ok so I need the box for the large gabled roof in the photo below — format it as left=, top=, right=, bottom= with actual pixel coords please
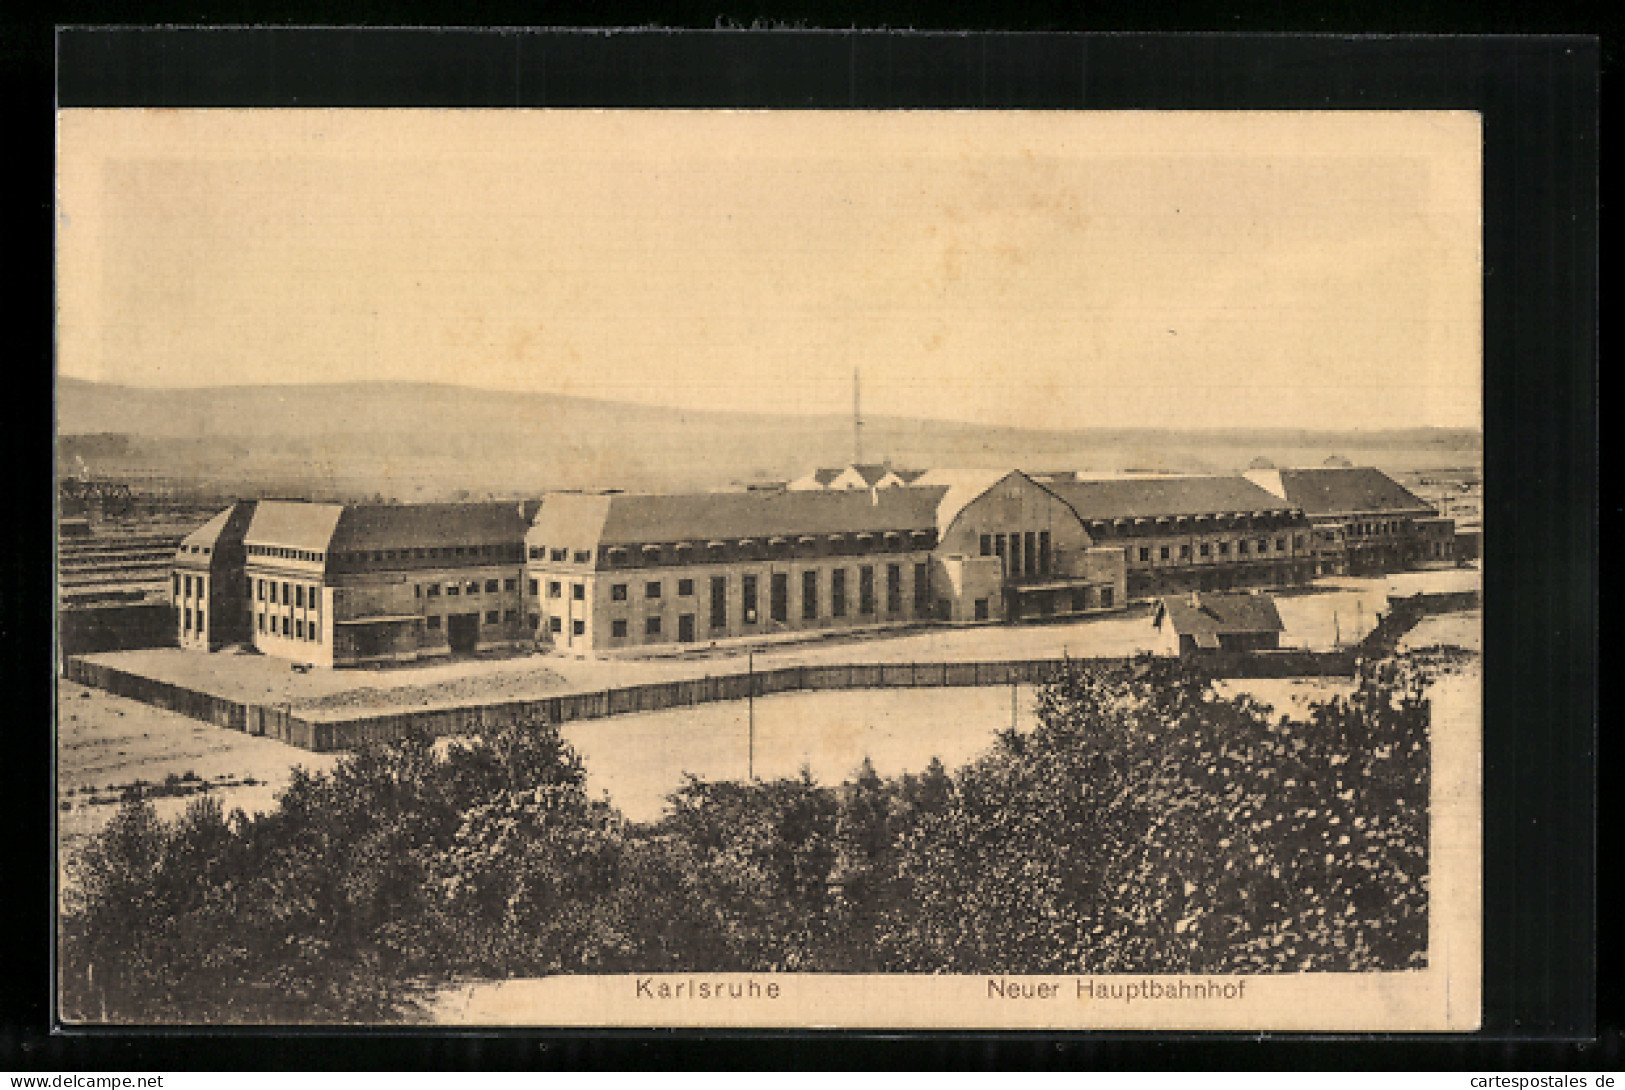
left=244, top=500, right=534, bottom=555
left=1157, top=591, right=1285, bottom=636
left=526, top=492, right=615, bottom=552
left=1261, top=467, right=1436, bottom=518
left=1043, top=475, right=1295, bottom=522
left=244, top=501, right=346, bottom=553
left=331, top=502, right=535, bottom=553
left=912, top=468, right=1038, bottom=536
left=532, top=486, right=949, bottom=551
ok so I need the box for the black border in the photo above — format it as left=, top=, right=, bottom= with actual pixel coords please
left=12, top=25, right=1603, bottom=1070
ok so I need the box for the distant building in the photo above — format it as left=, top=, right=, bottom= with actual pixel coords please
left=1454, top=524, right=1481, bottom=563
left=1245, top=466, right=1454, bottom=574
left=787, top=463, right=927, bottom=491
left=1153, top=590, right=1285, bottom=656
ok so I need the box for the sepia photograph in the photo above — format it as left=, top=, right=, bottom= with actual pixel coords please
left=53, top=107, right=1483, bottom=1031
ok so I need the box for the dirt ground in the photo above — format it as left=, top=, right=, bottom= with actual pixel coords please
left=76, top=646, right=572, bottom=715
left=1397, top=608, right=1482, bottom=653
left=563, top=685, right=1046, bottom=824
left=56, top=679, right=342, bottom=862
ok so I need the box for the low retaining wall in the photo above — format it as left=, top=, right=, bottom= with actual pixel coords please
left=65, top=649, right=1360, bottom=754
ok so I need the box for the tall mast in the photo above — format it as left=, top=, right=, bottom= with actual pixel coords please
left=853, top=367, right=864, bottom=464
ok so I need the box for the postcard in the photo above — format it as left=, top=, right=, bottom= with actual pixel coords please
left=55, top=108, right=1481, bottom=1030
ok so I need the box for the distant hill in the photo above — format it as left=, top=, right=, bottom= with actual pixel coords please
left=55, top=377, right=1482, bottom=502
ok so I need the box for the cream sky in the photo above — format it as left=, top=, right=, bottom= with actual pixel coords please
left=56, top=110, right=1481, bottom=431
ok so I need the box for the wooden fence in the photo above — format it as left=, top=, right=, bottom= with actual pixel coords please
left=64, top=648, right=1360, bottom=754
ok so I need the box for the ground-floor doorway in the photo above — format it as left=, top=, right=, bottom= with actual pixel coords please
left=447, top=612, right=479, bottom=652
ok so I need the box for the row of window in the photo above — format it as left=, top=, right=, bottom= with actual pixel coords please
left=416, top=578, right=518, bottom=599
left=1085, top=514, right=1304, bottom=537
left=534, top=547, right=595, bottom=564
left=537, top=564, right=931, bottom=627
left=422, top=610, right=516, bottom=630
left=255, top=578, right=321, bottom=609
left=247, top=543, right=527, bottom=567
left=182, top=606, right=204, bottom=634
left=1132, top=536, right=1306, bottom=563
left=180, top=543, right=212, bottom=556
left=561, top=565, right=929, bottom=638
left=330, top=542, right=523, bottom=566
left=977, top=531, right=1053, bottom=577
left=528, top=532, right=935, bottom=568
left=258, top=611, right=321, bottom=643
left=248, top=545, right=323, bottom=562
left=1349, top=519, right=1411, bottom=538
left=175, top=573, right=205, bottom=599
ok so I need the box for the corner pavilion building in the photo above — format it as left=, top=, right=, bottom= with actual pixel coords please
left=238, top=500, right=537, bottom=668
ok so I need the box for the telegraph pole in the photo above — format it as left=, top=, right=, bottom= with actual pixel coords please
left=747, top=649, right=756, bottom=782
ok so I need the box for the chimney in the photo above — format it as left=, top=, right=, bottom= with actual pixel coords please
left=870, top=485, right=880, bottom=506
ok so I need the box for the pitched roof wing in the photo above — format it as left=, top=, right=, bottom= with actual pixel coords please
left=1044, top=475, right=1294, bottom=521
left=331, top=502, right=532, bottom=553
left=913, top=469, right=1034, bottom=536
left=1272, top=467, right=1436, bottom=517
left=526, top=492, right=615, bottom=553
left=551, top=486, right=949, bottom=549
left=180, top=500, right=257, bottom=550
left=244, top=501, right=346, bottom=553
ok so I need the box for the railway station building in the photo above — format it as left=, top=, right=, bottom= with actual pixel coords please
left=168, top=465, right=1450, bottom=665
